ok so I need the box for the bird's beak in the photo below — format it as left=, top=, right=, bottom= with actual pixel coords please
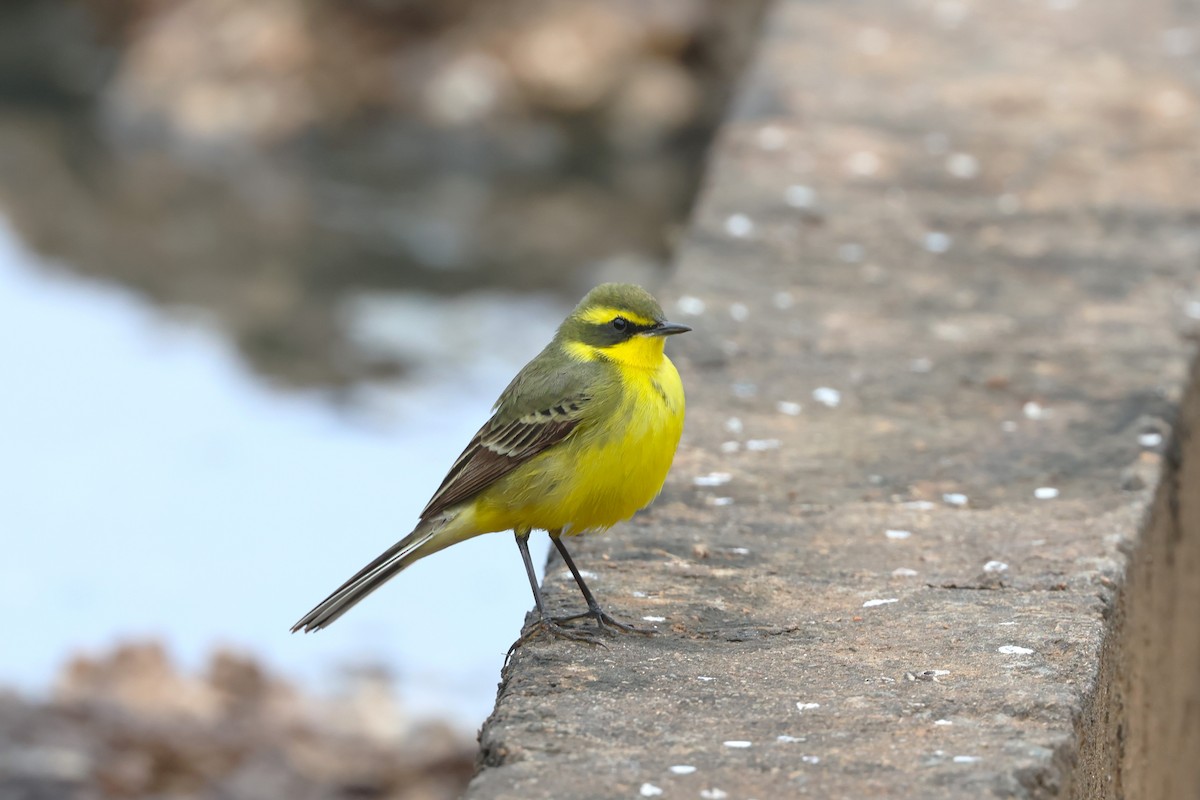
left=643, top=321, right=692, bottom=337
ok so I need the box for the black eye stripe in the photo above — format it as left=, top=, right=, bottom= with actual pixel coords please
left=606, top=317, right=656, bottom=335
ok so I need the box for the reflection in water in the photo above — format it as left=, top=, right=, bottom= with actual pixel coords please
left=0, top=219, right=567, bottom=728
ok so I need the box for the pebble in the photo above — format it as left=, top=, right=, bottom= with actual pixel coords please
left=796, top=702, right=821, bottom=712
left=745, top=439, right=781, bottom=451
left=892, top=567, right=919, bottom=577
left=953, top=755, right=981, bottom=764
left=776, top=400, right=803, bottom=416
left=998, top=645, right=1034, bottom=655
left=812, top=387, right=841, bottom=407
left=700, top=790, right=729, bottom=800
left=885, top=529, right=912, bottom=540
left=725, top=214, right=755, bottom=238
left=1138, top=431, right=1163, bottom=448
left=923, top=231, right=952, bottom=253
left=1023, top=400, right=1049, bottom=420
left=642, top=616, right=666, bottom=622
left=1033, top=487, right=1059, bottom=500
left=640, top=783, right=663, bottom=797
left=677, top=296, right=706, bottom=315
left=777, top=735, right=806, bottom=743
left=943, top=493, right=968, bottom=507
left=693, top=472, right=732, bottom=487
left=784, top=185, right=816, bottom=209
left=723, top=740, right=752, bottom=748
left=945, top=152, right=979, bottom=179
left=983, top=560, right=1008, bottom=573
left=669, top=765, right=697, bottom=775
left=863, top=598, right=899, bottom=608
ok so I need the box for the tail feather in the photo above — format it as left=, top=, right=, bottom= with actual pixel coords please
left=292, top=519, right=442, bottom=633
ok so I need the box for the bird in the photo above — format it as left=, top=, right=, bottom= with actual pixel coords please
left=291, top=283, right=690, bottom=646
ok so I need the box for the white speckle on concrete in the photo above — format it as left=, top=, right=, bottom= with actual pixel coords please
left=707, top=497, right=734, bottom=507
left=773, top=290, right=795, bottom=309
left=558, top=569, right=598, bottom=581
left=1186, top=299, right=1200, bottom=320
left=902, top=500, right=936, bottom=510
left=725, top=214, right=755, bottom=238
left=785, top=185, right=816, bottom=209
left=983, top=560, right=1009, bottom=573
left=998, top=645, right=1034, bottom=655
left=723, top=740, right=752, bottom=749
left=837, top=243, right=865, bottom=263
left=777, top=735, right=806, bottom=743
left=923, top=231, right=952, bottom=253
left=846, top=150, right=882, bottom=177
left=677, top=296, right=706, bottom=316
left=945, top=152, right=980, bottom=179
left=700, top=790, right=728, bottom=800
left=892, top=567, right=919, bottom=577
left=697, top=676, right=715, bottom=682
left=1023, top=400, right=1050, bottom=420
left=728, top=547, right=751, bottom=555
left=935, top=719, right=953, bottom=726
left=812, top=387, right=842, bottom=407
left=1138, top=431, right=1164, bottom=448
left=796, top=702, right=821, bottom=712
left=953, top=755, right=981, bottom=764
left=863, top=598, right=899, bottom=608
left=720, top=441, right=740, bottom=454
left=802, top=755, right=821, bottom=764
left=943, top=492, right=968, bottom=507
left=776, top=401, right=803, bottom=416
left=632, top=591, right=647, bottom=598
left=729, top=302, right=749, bottom=322
left=745, top=439, right=781, bottom=451
left=1034, top=487, right=1059, bottom=500
left=669, top=765, right=697, bottom=775
left=886, top=529, right=913, bottom=540
left=642, top=616, right=666, bottom=623
left=640, top=783, right=664, bottom=797
left=724, top=417, right=744, bottom=435
left=756, top=125, right=787, bottom=150
left=693, top=472, right=732, bottom=487
left=910, top=357, right=933, bottom=373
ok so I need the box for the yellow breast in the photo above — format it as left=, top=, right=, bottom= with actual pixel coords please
left=472, top=355, right=685, bottom=535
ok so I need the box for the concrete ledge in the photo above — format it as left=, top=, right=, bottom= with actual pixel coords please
left=466, top=0, right=1200, bottom=797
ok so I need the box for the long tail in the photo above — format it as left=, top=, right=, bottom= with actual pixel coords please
left=291, top=514, right=462, bottom=633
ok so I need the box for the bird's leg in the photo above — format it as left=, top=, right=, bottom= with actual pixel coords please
left=550, top=533, right=653, bottom=635
left=508, top=529, right=603, bottom=659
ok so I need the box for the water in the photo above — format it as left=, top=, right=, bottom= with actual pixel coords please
left=0, top=218, right=565, bottom=729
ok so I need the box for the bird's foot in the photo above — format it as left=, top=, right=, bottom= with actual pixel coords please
left=507, top=616, right=606, bottom=663
left=554, top=605, right=655, bottom=635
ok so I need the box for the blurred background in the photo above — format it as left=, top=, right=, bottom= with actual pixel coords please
left=0, top=0, right=764, bottom=796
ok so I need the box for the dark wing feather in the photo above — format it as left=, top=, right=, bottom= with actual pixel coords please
left=419, top=395, right=590, bottom=519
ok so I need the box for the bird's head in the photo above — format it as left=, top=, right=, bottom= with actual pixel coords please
left=558, top=283, right=691, bottom=369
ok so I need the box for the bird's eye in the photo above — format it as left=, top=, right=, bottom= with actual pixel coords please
left=611, top=317, right=629, bottom=332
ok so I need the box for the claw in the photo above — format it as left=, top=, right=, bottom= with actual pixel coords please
left=506, top=616, right=607, bottom=664
left=554, top=606, right=655, bottom=635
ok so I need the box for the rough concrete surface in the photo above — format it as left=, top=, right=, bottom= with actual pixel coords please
left=466, top=0, right=1200, bottom=798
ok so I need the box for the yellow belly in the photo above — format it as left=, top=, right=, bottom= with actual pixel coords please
left=470, top=356, right=685, bottom=535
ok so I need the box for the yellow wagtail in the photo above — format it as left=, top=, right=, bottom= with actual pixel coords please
left=292, top=283, right=689, bottom=644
